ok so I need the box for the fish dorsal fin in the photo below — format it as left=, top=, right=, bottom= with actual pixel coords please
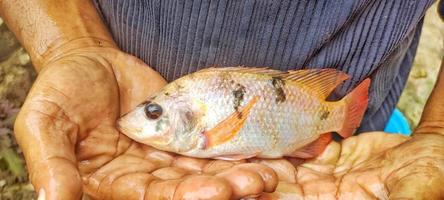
left=279, top=69, right=349, bottom=99
left=196, top=66, right=286, bottom=76
left=196, top=67, right=349, bottom=99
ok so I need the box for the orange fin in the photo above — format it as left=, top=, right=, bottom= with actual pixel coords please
left=288, top=133, right=332, bottom=159
left=338, top=78, right=371, bottom=138
left=203, top=96, right=259, bottom=149
left=214, top=153, right=258, bottom=161
left=197, top=67, right=349, bottom=99
left=196, top=66, right=285, bottom=76
left=281, top=69, right=349, bottom=99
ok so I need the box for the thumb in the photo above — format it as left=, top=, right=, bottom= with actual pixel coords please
left=108, top=51, right=167, bottom=114
left=14, top=101, right=82, bottom=200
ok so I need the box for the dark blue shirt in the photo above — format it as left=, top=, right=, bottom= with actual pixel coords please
left=93, top=0, right=434, bottom=132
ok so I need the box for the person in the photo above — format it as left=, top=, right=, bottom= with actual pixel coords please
left=1, top=0, right=443, bottom=199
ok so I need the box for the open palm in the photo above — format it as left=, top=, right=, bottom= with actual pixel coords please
left=257, top=132, right=444, bottom=199
left=14, top=47, right=277, bottom=200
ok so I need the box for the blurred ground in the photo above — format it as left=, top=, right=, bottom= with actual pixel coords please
left=0, top=3, right=442, bottom=200
left=397, top=3, right=444, bottom=127
left=0, top=17, right=36, bottom=199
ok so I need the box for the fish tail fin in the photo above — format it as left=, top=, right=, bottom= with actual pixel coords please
left=338, top=78, right=370, bottom=138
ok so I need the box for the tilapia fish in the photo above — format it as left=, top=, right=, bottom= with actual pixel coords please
left=117, top=67, right=370, bottom=160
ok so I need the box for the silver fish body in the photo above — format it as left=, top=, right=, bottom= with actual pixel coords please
left=118, top=67, right=369, bottom=160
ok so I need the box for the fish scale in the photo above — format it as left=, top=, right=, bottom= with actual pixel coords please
left=182, top=70, right=334, bottom=158
left=118, top=67, right=370, bottom=160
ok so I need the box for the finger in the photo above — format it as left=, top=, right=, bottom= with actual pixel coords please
left=109, top=173, right=181, bottom=200
left=109, top=51, right=167, bottom=114
left=172, top=156, right=210, bottom=172
left=297, top=141, right=341, bottom=175
left=216, top=163, right=278, bottom=199
left=145, top=179, right=181, bottom=200
left=173, top=175, right=232, bottom=200
left=250, top=159, right=297, bottom=183
left=202, top=160, right=236, bottom=174
left=108, top=173, right=233, bottom=200
left=14, top=104, right=82, bottom=200
left=152, top=167, right=188, bottom=180
left=258, top=182, right=304, bottom=200
left=126, top=143, right=175, bottom=167
left=216, top=168, right=264, bottom=199
left=337, top=170, right=386, bottom=199
left=84, top=154, right=159, bottom=199
left=234, top=163, right=278, bottom=192
left=296, top=166, right=337, bottom=197
left=111, top=173, right=157, bottom=200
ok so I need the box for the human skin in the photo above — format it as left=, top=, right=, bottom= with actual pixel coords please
left=1, top=0, right=444, bottom=200
left=0, top=1, right=278, bottom=199
left=259, top=58, right=444, bottom=200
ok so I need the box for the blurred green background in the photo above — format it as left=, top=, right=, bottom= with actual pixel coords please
left=0, top=3, right=442, bottom=200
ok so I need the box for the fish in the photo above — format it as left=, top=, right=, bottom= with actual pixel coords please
left=117, top=67, right=370, bottom=160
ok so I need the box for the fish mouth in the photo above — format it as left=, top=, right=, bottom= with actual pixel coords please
left=115, top=119, right=125, bottom=133
left=116, top=119, right=130, bottom=135
left=116, top=119, right=142, bottom=136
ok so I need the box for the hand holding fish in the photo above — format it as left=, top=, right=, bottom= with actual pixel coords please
left=13, top=47, right=278, bottom=200
left=12, top=51, right=444, bottom=200
left=118, top=66, right=444, bottom=199
left=258, top=62, right=444, bottom=199
left=258, top=132, right=444, bottom=199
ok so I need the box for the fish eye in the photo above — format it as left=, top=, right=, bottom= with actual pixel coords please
left=144, top=103, right=163, bottom=120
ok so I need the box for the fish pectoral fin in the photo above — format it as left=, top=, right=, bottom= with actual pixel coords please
left=214, top=152, right=259, bottom=161
left=287, top=133, right=332, bottom=159
left=203, top=96, right=259, bottom=149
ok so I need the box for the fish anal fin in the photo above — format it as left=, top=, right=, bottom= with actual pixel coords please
left=204, top=96, right=259, bottom=149
left=279, top=69, right=349, bottom=99
left=288, top=133, right=332, bottom=159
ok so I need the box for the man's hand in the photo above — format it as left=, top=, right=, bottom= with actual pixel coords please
left=1, top=0, right=277, bottom=198
left=254, top=131, right=444, bottom=199
left=258, top=55, right=444, bottom=200
left=13, top=46, right=278, bottom=200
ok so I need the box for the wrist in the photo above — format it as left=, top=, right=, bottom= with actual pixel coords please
left=414, top=59, right=444, bottom=136
left=414, top=121, right=444, bottom=136
left=38, top=37, right=117, bottom=70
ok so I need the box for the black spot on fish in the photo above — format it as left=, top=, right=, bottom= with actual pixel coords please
left=232, top=83, right=246, bottom=117
left=320, top=110, right=330, bottom=120
left=165, top=92, right=170, bottom=96
left=271, top=77, right=286, bottom=103
left=182, top=111, right=197, bottom=132
left=173, top=83, right=184, bottom=90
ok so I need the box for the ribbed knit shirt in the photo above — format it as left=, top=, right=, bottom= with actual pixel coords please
left=93, top=0, right=434, bottom=132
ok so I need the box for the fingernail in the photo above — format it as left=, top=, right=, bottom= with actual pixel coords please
left=38, top=188, right=46, bottom=200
